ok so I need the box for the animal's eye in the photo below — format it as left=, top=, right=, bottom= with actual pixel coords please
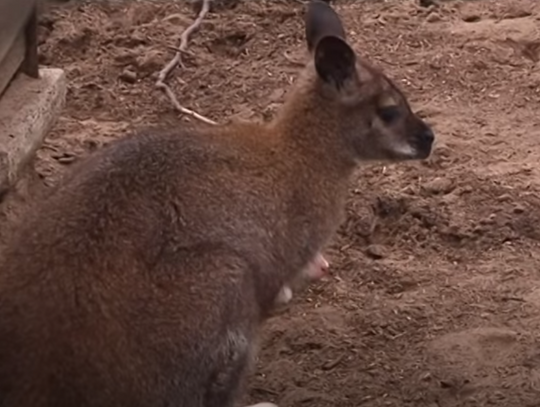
left=377, top=106, right=401, bottom=124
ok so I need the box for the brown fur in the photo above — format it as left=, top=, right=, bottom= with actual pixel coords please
left=0, top=1, right=433, bottom=406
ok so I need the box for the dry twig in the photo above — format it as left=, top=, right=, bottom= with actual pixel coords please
left=156, top=0, right=217, bottom=125
left=283, top=51, right=305, bottom=67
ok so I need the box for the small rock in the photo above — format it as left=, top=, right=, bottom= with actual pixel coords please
left=513, top=204, right=526, bottom=214
left=119, top=69, right=137, bottom=83
left=479, top=213, right=497, bottom=225
left=137, top=50, right=164, bottom=74
left=366, top=244, right=387, bottom=260
left=422, top=177, right=455, bottom=195
left=114, top=50, right=137, bottom=66
left=267, top=88, right=285, bottom=103
left=441, top=192, right=459, bottom=205
left=421, top=372, right=432, bottom=381
left=426, top=12, right=441, bottom=23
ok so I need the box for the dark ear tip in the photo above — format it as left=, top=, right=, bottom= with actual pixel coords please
left=304, top=0, right=346, bottom=53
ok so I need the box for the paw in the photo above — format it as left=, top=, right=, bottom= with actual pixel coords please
left=274, top=285, right=293, bottom=306
left=305, top=253, right=330, bottom=281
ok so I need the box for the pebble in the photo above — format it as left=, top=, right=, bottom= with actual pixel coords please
left=137, top=50, right=163, bottom=72
left=366, top=244, right=387, bottom=260
left=422, top=177, right=455, bottom=195
left=119, top=69, right=137, bottom=83
left=426, top=12, right=441, bottom=23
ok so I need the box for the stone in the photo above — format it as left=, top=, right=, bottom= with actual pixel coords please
left=0, top=68, right=66, bottom=194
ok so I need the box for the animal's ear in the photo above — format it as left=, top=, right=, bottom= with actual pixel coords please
left=314, top=36, right=356, bottom=89
left=305, top=0, right=346, bottom=53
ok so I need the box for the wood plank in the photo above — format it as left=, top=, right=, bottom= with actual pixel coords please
left=0, top=0, right=37, bottom=64
left=0, top=31, right=25, bottom=97
left=21, top=7, right=39, bottom=79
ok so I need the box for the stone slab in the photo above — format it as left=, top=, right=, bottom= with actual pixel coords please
left=0, top=68, right=67, bottom=194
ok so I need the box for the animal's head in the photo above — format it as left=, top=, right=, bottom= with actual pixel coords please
left=303, top=0, right=434, bottom=161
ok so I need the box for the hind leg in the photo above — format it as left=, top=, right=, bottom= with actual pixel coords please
left=205, top=368, right=279, bottom=407
left=204, top=330, right=256, bottom=407
left=204, top=331, right=278, bottom=407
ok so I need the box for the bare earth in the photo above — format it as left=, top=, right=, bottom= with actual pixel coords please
left=2, top=0, right=540, bottom=406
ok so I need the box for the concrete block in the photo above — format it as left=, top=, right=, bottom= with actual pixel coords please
left=0, top=68, right=66, bottom=195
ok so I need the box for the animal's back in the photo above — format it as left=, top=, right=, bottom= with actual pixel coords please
left=0, top=126, right=280, bottom=406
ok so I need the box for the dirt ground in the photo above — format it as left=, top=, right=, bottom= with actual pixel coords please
left=2, top=0, right=540, bottom=405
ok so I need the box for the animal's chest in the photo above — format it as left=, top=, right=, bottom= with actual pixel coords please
left=285, top=187, right=346, bottom=264
left=298, top=207, right=342, bottom=247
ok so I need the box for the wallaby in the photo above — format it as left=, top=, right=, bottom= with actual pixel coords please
left=0, top=1, right=434, bottom=406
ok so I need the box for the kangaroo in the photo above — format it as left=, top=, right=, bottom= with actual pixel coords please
left=0, top=1, right=434, bottom=406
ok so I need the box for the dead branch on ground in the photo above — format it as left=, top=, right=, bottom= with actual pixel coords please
left=156, top=0, right=217, bottom=125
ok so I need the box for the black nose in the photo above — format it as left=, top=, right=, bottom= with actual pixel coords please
left=419, top=127, right=435, bottom=145
left=413, top=122, right=434, bottom=159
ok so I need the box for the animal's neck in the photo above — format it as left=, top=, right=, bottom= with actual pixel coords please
left=271, top=78, right=356, bottom=178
